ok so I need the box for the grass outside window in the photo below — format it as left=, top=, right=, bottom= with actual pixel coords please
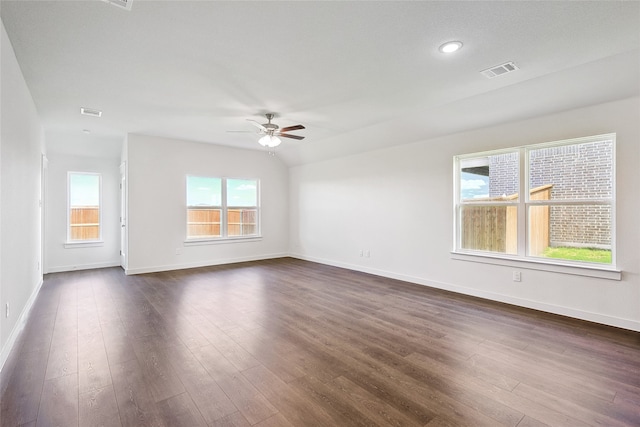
left=542, top=247, right=611, bottom=264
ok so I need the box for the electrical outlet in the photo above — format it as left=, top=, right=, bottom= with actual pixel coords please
left=365, top=250, right=370, bottom=258
left=359, top=250, right=363, bottom=257
left=176, top=248, right=183, bottom=255
left=513, top=271, right=522, bottom=282
left=5, top=303, right=9, bottom=318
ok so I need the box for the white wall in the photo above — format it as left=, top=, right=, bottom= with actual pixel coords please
left=0, top=20, right=45, bottom=368
left=126, top=134, right=289, bottom=274
left=290, top=97, right=640, bottom=331
left=45, top=152, right=121, bottom=273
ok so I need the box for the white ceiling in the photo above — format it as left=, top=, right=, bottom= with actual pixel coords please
left=2, top=0, right=639, bottom=165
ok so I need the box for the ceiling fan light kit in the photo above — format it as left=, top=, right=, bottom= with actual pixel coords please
left=230, top=113, right=305, bottom=148
left=259, top=135, right=282, bottom=148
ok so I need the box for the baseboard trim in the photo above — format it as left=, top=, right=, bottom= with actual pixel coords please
left=46, top=261, right=121, bottom=274
left=0, top=277, right=44, bottom=373
left=290, top=253, right=640, bottom=332
left=125, top=252, right=288, bottom=275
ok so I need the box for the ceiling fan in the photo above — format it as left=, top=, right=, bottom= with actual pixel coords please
left=229, top=113, right=305, bottom=147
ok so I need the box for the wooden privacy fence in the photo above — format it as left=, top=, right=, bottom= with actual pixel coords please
left=188, top=208, right=222, bottom=237
left=461, top=184, right=552, bottom=255
left=228, top=209, right=257, bottom=236
left=187, top=208, right=257, bottom=237
left=70, top=206, right=100, bottom=240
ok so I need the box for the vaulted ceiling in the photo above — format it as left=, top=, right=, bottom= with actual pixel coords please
left=2, top=1, right=639, bottom=165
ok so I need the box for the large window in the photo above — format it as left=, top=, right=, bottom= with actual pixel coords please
left=186, top=176, right=259, bottom=240
left=68, top=172, right=101, bottom=242
left=454, top=134, right=615, bottom=267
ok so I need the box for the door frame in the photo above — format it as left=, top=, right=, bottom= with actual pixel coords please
left=119, top=162, right=127, bottom=271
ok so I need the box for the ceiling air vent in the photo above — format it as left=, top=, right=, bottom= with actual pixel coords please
left=80, top=107, right=102, bottom=118
left=103, top=0, right=133, bottom=11
left=480, top=62, right=519, bottom=79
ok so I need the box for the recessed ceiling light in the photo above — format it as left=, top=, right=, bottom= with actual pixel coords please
left=439, top=41, right=463, bottom=54
left=82, top=129, right=91, bottom=134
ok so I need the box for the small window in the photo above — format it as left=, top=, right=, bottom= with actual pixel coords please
left=186, top=176, right=259, bottom=240
left=454, top=134, right=615, bottom=268
left=68, top=172, right=101, bottom=241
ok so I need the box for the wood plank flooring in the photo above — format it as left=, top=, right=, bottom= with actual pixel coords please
left=1, top=257, right=639, bottom=426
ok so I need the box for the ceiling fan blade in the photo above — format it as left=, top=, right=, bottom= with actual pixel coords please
left=279, top=133, right=305, bottom=140
left=280, top=124, right=305, bottom=132
left=247, top=119, right=267, bottom=131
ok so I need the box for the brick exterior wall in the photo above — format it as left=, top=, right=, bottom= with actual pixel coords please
left=489, top=152, right=519, bottom=198
left=487, top=140, right=613, bottom=249
left=529, top=141, right=612, bottom=200
left=547, top=205, right=611, bottom=248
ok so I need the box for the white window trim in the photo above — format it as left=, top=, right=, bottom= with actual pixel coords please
left=452, top=133, right=618, bottom=279
left=66, top=171, right=102, bottom=245
left=451, top=252, right=621, bottom=280
left=64, top=241, right=105, bottom=249
left=184, top=236, right=263, bottom=246
left=185, top=176, right=261, bottom=242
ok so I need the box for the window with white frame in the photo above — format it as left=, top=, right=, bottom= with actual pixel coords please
left=186, top=176, right=259, bottom=240
left=454, top=134, right=615, bottom=267
left=68, top=172, right=102, bottom=242
left=226, top=178, right=259, bottom=237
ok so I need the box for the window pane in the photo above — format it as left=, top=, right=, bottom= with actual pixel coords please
left=227, top=208, right=257, bottom=236
left=460, top=204, right=517, bottom=254
left=528, top=139, right=613, bottom=200
left=460, top=152, right=519, bottom=201
left=187, top=176, right=222, bottom=238
left=187, top=208, right=221, bottom=237
left=227, top=179, right=257, bottom=207
left=460, top=157, right=489, bottom=200
left=529, top=204, right=611, bottom=264
left=187, top=176, right=221, bottom=206
left=69, top=173, right=100, bottom=241
left=70, top=173, right=99, bottom=206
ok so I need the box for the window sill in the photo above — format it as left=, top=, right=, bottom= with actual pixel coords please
left=65, top=241, right=104, bottom=249
left=451, top=251, right=621, bottom=281
left=184, top=236, right=262, bottom=246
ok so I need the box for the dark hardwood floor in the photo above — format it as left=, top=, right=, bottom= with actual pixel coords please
left=1, top=258, right=639, bottom=426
